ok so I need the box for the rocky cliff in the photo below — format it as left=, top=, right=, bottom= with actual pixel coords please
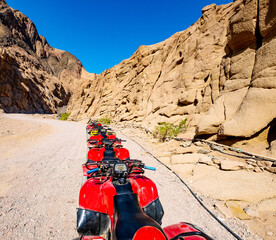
left=0, top=0, right=95, bottom=113
left=197, top=0, right=276, bottom=139
left=68, top=2, right=237, bottom=123
left=1, top=0, right=275, bottom=153
left=68, top=0, right=276, bottom=154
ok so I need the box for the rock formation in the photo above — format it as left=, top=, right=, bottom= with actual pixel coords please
left=197, top=0, right=276, bottom=140
left=68, top=2, right=237, bottom=125
left=0, top=0, right=94, bottom=113
left=1, top=0, right=275, bottom=153
left=68, top=0, right=276, bottom=154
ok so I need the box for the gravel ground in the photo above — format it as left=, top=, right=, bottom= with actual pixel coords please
left=0, top=114, right=262, bottom=240
left=0, top=114, right=86, bottom=240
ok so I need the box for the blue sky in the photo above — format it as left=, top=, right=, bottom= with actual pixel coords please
left=6, top=0, right=231, bottom=74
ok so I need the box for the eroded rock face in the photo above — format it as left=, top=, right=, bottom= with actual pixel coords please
left=0, top=0, right=92, bottom=113
left=199, top=0, right=276, bottom=139
left=1, top=0, right=275, bottom=153
left=68, top=0, right=276, bottom=151
left=69, top=1, right=238, bottom=128
left=71, top=0, right=276, bottom=142
left=70, top=0, right=276, bottom=141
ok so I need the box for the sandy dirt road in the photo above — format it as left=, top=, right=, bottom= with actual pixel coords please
left=0, top=114, right=260, bottom=240
left=0, top=114, right=86, bottom=240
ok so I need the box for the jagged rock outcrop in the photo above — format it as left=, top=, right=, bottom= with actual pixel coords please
left=68, top=0, right=275, bottom=154
left=1, top=0, right=275, bottom=154
left=197, top=0, right=276, bottom=139
left=0, top=0, right=93, bottom=113
left=68, top=2, right=238, bottom=126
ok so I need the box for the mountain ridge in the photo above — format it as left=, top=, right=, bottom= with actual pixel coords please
left=0, top=0, right=95, bottom=113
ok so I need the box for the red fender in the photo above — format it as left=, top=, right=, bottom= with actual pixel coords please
left=133, top=226, right=167, bottom=240
left=163, top=222, right=208, bottom=240
left=87, top=148, right=105, bottom=162
left=87, top=148, right=129, bottom=163
left=79, top=178, right=117, bottom=228
left=81, top=237, right=105, bottom=240
left=107, top=135, right=116, bottom=139
left=79, top=175, right=159, bottom=230
left=89, top=135, right=103, bottom=141
left=114, top=148, right=130, bottom=160
left=130, top=175, right=159, bottom=207
left=79, top=178, right=116, bottom=214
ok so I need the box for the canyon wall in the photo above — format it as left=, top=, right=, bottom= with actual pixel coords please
left=197, top=0, right=276, bottom=139
left=1, top=0, right=275, bottom=151
left=0, top=0, right=95, bottom=113
left=68, top=2, right=237, bottom=125
left=68, top=0, right=275, bottom=149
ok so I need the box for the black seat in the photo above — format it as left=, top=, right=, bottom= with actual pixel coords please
left=104, top=147, right=115, bottom=158
left=112, top=193, right=165, bottom=240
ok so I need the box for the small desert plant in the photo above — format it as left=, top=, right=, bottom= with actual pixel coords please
left=98, top=116, right=111, bottom=125
left=59, top=113, right=71, bottom=121
left=154, top=118, right=187, bottom=141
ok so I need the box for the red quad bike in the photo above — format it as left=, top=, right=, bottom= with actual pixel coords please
left=87, top=138, right=129, bottom=163
left=87, top=135, right=118, bottom=149
left=86, top=121, right=102, bottom=131
left=88, top=128, right=117, bottom=143
left=83, top=138, right=130, bottom=177
left=86, top=122, right=103, bottom=139
left=77, top=159, right=213, bottom=240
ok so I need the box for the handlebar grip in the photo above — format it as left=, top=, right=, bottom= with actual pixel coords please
left=87, top=168, right=99, bottom=174
left=144, top=166, right=156, bottom=171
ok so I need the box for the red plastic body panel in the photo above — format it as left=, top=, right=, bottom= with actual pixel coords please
left=87, top=148, right=130, bottom=162
left=79, top=175, right=159, bottom=229
left=79, top=177, right=116, bottom=213
left=114, top=148, right=130, bottom=160
left=81, top=237, right=105, bottom=240
left=88, top=135, right=117, bottom=147
left=130, top=175, right=159, bottom=207
left=87, top=148, right=105, bottom=162
left=89, top=135, right=103, bottom=142
left=163, top=223, right=208, bottom=240
left=133, top=226, right=167, bottom=240
left=107, top=135, right=116, bottom=139
left=87, top=123, right=102, bottom=130
left=79, top=177, right=116, bottom=228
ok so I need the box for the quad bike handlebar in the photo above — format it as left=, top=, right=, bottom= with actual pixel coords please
left=87, top=168, right=99, bottom=174
left=102, top=138, right=125, bottom=144
left=87, top=138, right=125, bottom=146
left=144, top=165, right=156, bottom=171
left=86, top=159, right=156, bottom=177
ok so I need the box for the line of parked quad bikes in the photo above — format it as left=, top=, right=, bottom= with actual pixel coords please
left=77, top=121, right=214, bottom=240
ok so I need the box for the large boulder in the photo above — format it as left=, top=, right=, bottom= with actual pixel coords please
left=259, top=0, right=276, bottom=38
left=219, top=35, right=276, bottom=137
left=227, top=0, right=257, bottom=51
left=220, top=88, right=276, bottom=137
left=197, top=88, right=248, bottom=135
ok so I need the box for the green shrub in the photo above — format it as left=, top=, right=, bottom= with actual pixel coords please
left=59, top=113, right=71, bottom=121
left=98, top=116, right=111, bottom=125
left=154, top=118, right=187, bottom=141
